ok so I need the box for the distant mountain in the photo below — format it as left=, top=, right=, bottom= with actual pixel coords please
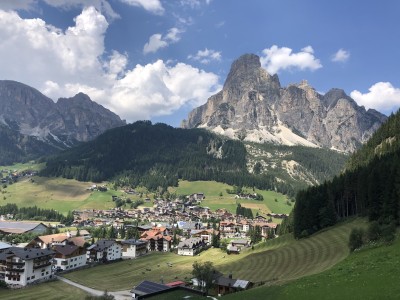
left=0, top=80, right=125, bottom=164
left=182, top=54, right=387, bottom=152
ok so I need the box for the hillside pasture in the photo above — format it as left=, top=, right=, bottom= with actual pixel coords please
left=1, top=176, right=124, bottom=214
left=170, top=180, right=292, bottom=215
left=224, top=230, right=400, bottom=300
left=62, top=219, right=365, bottom=291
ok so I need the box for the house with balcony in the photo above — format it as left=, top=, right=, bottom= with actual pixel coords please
left=53, top=244, right=87, bottom=271
left=86, top=240, right=122, bottom=263
left=0, top=247, right=54, bottom=286
left=177, top=237, right=204, bottom=256
left=121, top=239, right=148, bottom=259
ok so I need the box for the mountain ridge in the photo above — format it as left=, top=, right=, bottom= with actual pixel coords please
left=0, top=80, right=125, bottom=164
left=182, top=54, right=387, bottom=152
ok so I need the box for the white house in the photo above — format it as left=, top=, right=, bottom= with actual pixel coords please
left=121, top=239, right=148, bottom=259
left=177, top=237, right=204, bottom=256
left=0, top=247, right=54, bottom=286
left=53, top=244, right=87, bottom=271
left=86, top=240, right=122, bottom=263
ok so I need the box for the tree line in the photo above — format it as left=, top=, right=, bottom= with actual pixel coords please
left=0, top=203, right=74, bottom=224
left=293, top=110, right=400, bottom=238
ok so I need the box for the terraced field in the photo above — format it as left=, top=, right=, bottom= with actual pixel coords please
left=62, top=219, right=365, bottom=291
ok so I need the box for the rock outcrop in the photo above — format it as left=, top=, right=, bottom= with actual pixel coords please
left=182, top=54, right=386, bottom=152
left=0, top=80, right=125, bottom=158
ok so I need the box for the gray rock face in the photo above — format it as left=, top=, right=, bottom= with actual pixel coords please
left=182, top=54, right=386, bottom=152
left=0, top=80, right=125, bottom=149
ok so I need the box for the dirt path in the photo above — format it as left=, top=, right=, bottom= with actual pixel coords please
left=56, top=276, right=131, bottom=300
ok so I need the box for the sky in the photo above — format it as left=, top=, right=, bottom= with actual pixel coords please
left=0, top=0, right=399, bottom=127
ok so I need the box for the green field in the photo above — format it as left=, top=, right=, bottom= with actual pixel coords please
left=224, top=233, right=400, bottom=300
left=1, top=162, right=292, bottom=217
left=0, top=161, right=45, bottom=172
left=0, top=280, right=89, bottom=300
left=170, top=180, right=292, bottom=216
left=62, top=219, right=364, bottom=291
left=0, top=176, right=125, bottom=213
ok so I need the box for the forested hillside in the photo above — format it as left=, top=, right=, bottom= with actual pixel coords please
left=346, top=110, right=400, bottom=170
left=41, top=121, right=292, bottom=194
left=293, top=110, right=400, bottom=238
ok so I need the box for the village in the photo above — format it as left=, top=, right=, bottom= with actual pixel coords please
left=0, top=188, right=288, bottom=298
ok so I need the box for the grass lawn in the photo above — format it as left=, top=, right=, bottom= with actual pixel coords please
left=1, top=176, right=126, bottom=214
left=170, top=180, right=292, bottom=215
left=63, top=219, right=364, bottom=292
left=0, top=161, right=45, bottom=172
left=0, top=280, right=89, bottom=300
left=224, top=233, right=400, bottom=300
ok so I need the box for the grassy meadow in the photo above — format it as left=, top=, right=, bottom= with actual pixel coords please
left=1, top=170, right=291, bottom=217
left=0, top=280, right=89, bottom=300
left=224, top=233, right=400, bottom=300
left=62, top=219, right=364, bottom=291
left=170, top=180, right=292, bottom=218
left=0, top=176, right=123, bottom=213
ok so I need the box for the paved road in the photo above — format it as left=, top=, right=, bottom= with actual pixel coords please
left=56, top=276, right=131, bottom=300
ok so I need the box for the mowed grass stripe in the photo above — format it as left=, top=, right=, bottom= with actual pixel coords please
left=63, top=220, right=365, bottom=291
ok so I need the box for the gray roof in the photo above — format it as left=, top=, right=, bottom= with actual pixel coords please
left=0, top=241, right=11, bottom=250
left=0, top=221, right=47, bottom=233
left=231, top=239, right=249, bottom=245
left=130, top=280, right=171, bottom=296
left=121, top=239, right=146, bottom=246
left=87, top=240, right=117, bottom=251
left=233, top=279, right=251, bottom=289
left=177, top=237, right=203, bottom=249
left=0, top=247, right=54, bottom=261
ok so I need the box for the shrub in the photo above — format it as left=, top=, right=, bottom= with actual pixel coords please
left=367, top=221, right=381, bottom=242
left=349, top=227, right=365, bottom=252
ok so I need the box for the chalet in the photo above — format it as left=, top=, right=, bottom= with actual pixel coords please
left=215, top=274, right=252, bottom=296
left=231, top=239, right=251, bottom=249
left=190, top=229, right=219, bottom=245
left=86, top=240, right=122, bottom=263
left=253, top=222, right=278, bottom=237
left=219, top=221, right=237, bottom=237
left=0, top=247, right=54, bottom=286
left=0, top=221, right=48, bottom=235
left=177, top=237, right=204, bottom=256
left=53, top=244, right=87, bottom=271
left=121, top=239, right=148, bottom=258
left=141, top=234, right=172, bottom=252
left=28, top=233, right=86, bottom=249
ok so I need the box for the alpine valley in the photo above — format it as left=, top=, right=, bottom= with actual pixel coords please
left=0, top=54, right=388, bottom=195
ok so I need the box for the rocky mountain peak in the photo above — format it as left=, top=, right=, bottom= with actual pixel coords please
left=182, top=54, right=387, bottom=152
left=0, top=80, right=125, bottom=156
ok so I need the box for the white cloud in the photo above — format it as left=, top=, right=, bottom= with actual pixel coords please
left=188, top=48, right=221, bottom=64
left=0, top=8, right=219, bottom=122
left=143, top=27, right=183, bottom=54
left=119, top=0, right=164, bottom=15
left=260, top=45, right=322, bottom=74
left=143, top=34, right=168, bottom=54
left=0, top=0, right=37, bottom=11
left=180, top=0, right=212, bottom=8
left=110, top=60, right=221, bottom=120
left=332, top=48, right=350, bottom=62
left=350, top=82, right=400, bottom=113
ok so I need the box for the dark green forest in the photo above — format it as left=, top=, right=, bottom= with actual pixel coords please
left=41, top=121, right=295, bottom=194
left=0, top=203, right=74, bottom=224
left=293, top=110, right=400, bottom=238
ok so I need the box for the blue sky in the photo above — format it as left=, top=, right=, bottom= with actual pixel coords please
left=0, top=0, right=399, bottom=127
